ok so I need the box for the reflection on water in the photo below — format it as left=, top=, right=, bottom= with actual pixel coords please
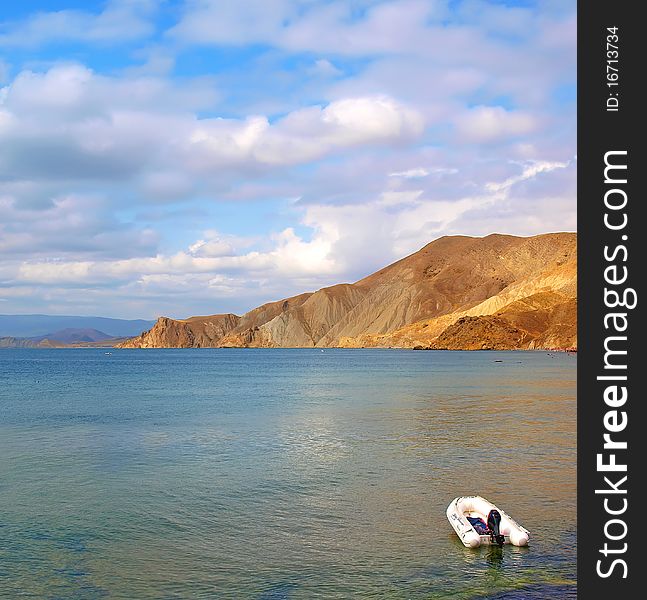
left=0, top=349, right=576, bottom=598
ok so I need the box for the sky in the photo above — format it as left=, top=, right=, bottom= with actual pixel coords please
left=0, top=0, right=576, bottom=319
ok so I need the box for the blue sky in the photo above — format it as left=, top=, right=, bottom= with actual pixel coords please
left=0, top=0, right=576, bottom=319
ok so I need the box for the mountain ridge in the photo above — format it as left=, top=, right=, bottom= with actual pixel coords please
left=118, top=232, right=577, bottom=351
left=0, top=315, right=156, bottom=338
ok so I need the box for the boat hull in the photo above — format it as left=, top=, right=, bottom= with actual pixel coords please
left=446, top=495, right=530, bottom=548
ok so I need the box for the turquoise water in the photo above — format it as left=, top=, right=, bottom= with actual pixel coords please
left=0, top=349, right=576, bottom=599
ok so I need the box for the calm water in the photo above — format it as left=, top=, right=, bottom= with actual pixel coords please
left=0, top=349, right=576, bottom=599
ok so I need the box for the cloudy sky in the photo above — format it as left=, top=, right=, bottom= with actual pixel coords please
left=0, top=0, right=576, bottom=319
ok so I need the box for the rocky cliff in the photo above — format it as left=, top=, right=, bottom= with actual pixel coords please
left=118, top=232, right=577, bottom=350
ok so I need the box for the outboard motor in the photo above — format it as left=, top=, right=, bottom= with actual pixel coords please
left=487, top=509, right=505, bottom=547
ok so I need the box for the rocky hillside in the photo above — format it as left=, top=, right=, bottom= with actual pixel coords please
left=118, top=232, right=577, bottom=350
left=0, top=337, right=48, bottom=348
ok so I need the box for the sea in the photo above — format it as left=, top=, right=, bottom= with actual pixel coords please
left=0, top=348, right=576, bottom=599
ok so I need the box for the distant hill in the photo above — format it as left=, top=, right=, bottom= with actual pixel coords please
left=0, top=337, right=43, bottom=349
left=28, top=328, right=113, bottom=344
left=0, top=332, right=129, bottom=349
left=119, top=232, right=577, bottom=351
left=0, top=315, right=156, bottom=339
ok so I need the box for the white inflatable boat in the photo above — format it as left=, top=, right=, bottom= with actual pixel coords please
left=446, top=496, right=529, bottom=548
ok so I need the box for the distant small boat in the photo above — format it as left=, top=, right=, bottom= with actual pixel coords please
left=446, top=495, right=529, bottom=548
left=104, top=352, right=112, bottom=355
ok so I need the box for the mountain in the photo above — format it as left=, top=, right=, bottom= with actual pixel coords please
left=119, top=232, right=577, bottom=351
left=0, top=328, right=130, bottom=348
left=28, top=328, right=113, bottom=344
left=0, top=337, right=44, bottom=349
left=0, top=315, right=156, bottom=338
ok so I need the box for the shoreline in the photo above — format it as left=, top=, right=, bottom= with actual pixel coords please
left=1, top=345, right=577, bottom=352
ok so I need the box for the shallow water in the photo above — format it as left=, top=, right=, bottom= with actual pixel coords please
left=0, top=348, right=576, bottom=598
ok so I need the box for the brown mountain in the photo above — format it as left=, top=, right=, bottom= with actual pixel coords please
left=118, top=232, right=577, bottom=351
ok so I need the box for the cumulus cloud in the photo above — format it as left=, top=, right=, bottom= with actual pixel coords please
left=0, top=64, right=423, bottom=184
left=388, top=168, right=430, bottom=179
left=5, top=158, right=573, bottom=289
left=169, top=0, right=446, bottom=55
left=454, top=105, right=540, bottom=143
left=0, top=0, right=156, bottom=47
left=0, top=0, right=576, bottom=318
left=188, top=230, right=253, bottom=258
left=190, top=96, right=424, bottom=166
left=11, top=229, right=335, bottom=288
left=3, top=63, right=218, bottom=117
left=0, top=193, right=159, bottom=258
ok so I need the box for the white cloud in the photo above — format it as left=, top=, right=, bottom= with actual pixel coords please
left=169, top=0, right=446, bottom=55
left=253, top=96, right=425, bottom=164
left=7, top=157, right=574, bottom=296
left=308, top=59, right=342, bottom=78
left=388, top=168, right=430, bottom=179
left=268, top=227, right=337, bottom=276
left=3, top=64, right=218, bottom=116
left=485, top=159, right=571, bottom=193
left=187, top=230, right=252, bottom=258
left=378, top=190, right=423, bottom=206
left=0, top=0, right=156, bottom=47
left=0, top=192, right=159, bottom=257
left=1, top=65, right=424, bottom=183
left=0, top=1, right=576, bottom=318
left=454, top=105, right=540, bottom=143
left=190, top=96, right=424, bottom=167
left=12, top=231, right=335, bottom=287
